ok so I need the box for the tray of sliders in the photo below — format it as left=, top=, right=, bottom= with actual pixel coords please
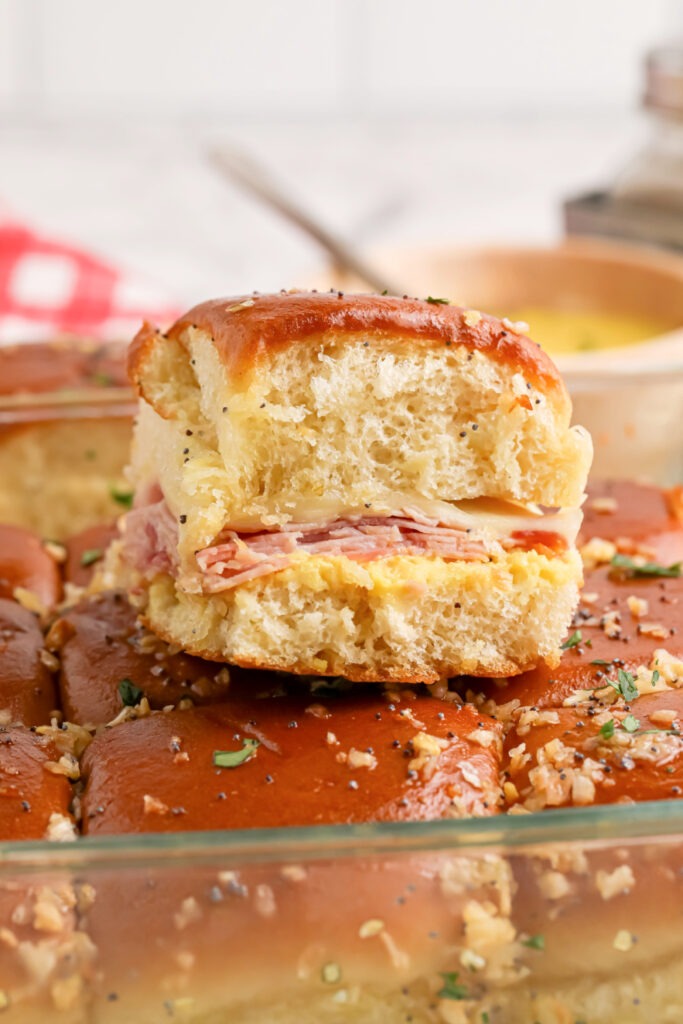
left=0, top=291, right=682, bottom=1024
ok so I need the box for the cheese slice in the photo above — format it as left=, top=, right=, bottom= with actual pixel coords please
left=223, top=492, right=583, bottom=546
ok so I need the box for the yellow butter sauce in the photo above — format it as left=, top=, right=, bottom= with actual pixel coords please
left=503, top=308, right=677, bottom=355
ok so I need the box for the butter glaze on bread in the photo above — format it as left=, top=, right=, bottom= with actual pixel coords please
left=81, top=692, right=503, bottom=831
left=0, top=599, right=58, bottom=726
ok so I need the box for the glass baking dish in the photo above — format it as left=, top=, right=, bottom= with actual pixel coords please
left=3, top=802, right=683, bottom=1023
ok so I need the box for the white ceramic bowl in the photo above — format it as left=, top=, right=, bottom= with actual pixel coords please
left=309, top=238, right=683, bottom=483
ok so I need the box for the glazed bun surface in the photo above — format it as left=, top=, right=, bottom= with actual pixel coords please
left=81, top=691, right=503, bottom=833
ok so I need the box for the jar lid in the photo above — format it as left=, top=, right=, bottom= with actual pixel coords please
left=644, top=45, right=683, bottom=115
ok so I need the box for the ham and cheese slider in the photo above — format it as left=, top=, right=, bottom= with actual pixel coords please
left=118, top=291, right=591, bottom=681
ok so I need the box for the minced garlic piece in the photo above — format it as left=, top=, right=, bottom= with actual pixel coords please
left=33, top=899, right=65, bottom=934
left=537, top=870, right=571, bottom=900
left=51, top=975, right=83, bottom=1012
left=601, top=610, right=622, bottom=639
left=580, top=537, right=617, bottom=569
left=347, top=748, right=378, bottom=770
left=254, top=884, right=276, bottom=919
left=358, top=918, right=385, bottom=938
left=466, top=728, right=498, bottom=749
left=638, top=622, right=669, bottom=640
left=44, top=753, right=80, bottom=780
left=613, top=929, right=634, bottom=951
left=652, top=649, right=683, bottom=685
left=408, top=731, right=448, bottom=779
left=143, top=794, right=169, bottom=816
left=45, top=812, right=77, bottom=843
left=174, top=897, right=202, bottom=931
left=503, top=781, right=519, bottom=802
left=596, top=865, right=635, bottom=900
left=627, top=595, right=649, bottom=619
left=649, top=708, right=678, bottom=725
left=501, top=317, right=529, bottom=335
left=12, top=587, right=47, bottom=617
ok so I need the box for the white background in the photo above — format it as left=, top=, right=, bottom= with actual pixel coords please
left=1, top=0, right=681, bottom=302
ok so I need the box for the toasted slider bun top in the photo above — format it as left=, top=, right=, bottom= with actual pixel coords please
left=0, top=524, right=62, bottom=611
left=127, top=292, right=591, bottom=571
left=81, top=692, right=503, bottom=833
left=0, top=338, right=128, bottom=396
left=0, top=599, right=57, bottom=727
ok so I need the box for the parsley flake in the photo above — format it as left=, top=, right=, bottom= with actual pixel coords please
left=622, top=713, right=640, bottom=733
left=610, top=553, right=681, bottom=578
left=213, top=738, right=260, bottom=768
left=426, top=296, right=449, bottom=305
left=617, top=668, right=639, bottom=702
left=599, top=719, right=616, bottom=740
left=437, top=972, right=469, bottom=1000
left=110, top=486, right=134, bottom=509
left=119, top=679, right=144, bottom=706
left=522, top=933, right=545, bottom=950
left=561, top=630, right=582, bottom=650
left=590, top=659, right=611, bottom=666
left=80, top=548, right=103, bottom=567
left=652, top=669, right=660, bottom=687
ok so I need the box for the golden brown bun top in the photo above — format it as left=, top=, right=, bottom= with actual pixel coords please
left=0, top=726, right=72, bottom=839
left=0, top=339, right=128, bottom=396
left=129, top=290, right=567, bottom=395
left=0, top=524, right=62, bottom=610
left=81, top=693, right=502, bottom=834
left=0, top=598, right=57, bottom=727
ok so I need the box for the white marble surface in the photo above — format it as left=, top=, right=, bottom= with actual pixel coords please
left=0, top=110, right=646, bottom=306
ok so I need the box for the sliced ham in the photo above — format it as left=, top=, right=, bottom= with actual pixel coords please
left=124, top=499, right=567, bottom=594
left=195, top=514, right=493, bottom=592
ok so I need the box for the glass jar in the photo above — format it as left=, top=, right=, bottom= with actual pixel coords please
left=612, top=46, right=683, bottom=210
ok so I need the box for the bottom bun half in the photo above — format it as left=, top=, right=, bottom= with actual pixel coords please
left=125, top=550, right=582, bottom=682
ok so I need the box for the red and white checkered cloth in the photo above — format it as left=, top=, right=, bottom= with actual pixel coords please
left=0, top=219, right=181, bottom=344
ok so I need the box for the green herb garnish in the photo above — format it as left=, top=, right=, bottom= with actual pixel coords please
left=652, top=669, right=660, bottom=687
left=617, top=668, right=639, bottom=702
left=622, top=714, right=640, bottom=733
left=522, top=934, right=545, bottom=950
left=437, top=972, right=469, bottom=1000
left=590, top=659, right=611, bottom=666
left=110, top=486, right=134, bottom=509
left=119, top=678, right=144, bottom=706
left=599, top=719, right=616, bottom=739
left=80, top=548, right=103, bottom=567
left=213, top=738, right=260, bottom=768
left=610, top=554, right=681, bottom=578
left=561, top=630, right=582, bottom=650
left=426, top=296, right=449, bottom=305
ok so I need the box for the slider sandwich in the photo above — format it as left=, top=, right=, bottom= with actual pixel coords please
left=116, top=291, right=591, bottom=681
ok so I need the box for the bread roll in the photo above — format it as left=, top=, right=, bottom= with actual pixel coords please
left=80, top=690, right=503, bottom=830
left=0, top=726, right=92, bottom=1023
left=52, top=590, right=231, bottom=726
left=0, top=340, right=133, bottom=539
left=0, top=525, right=62, bottom=612
left=0, top=599, right=57, bottom=726
left=116, top=291, right=591, bottom=680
